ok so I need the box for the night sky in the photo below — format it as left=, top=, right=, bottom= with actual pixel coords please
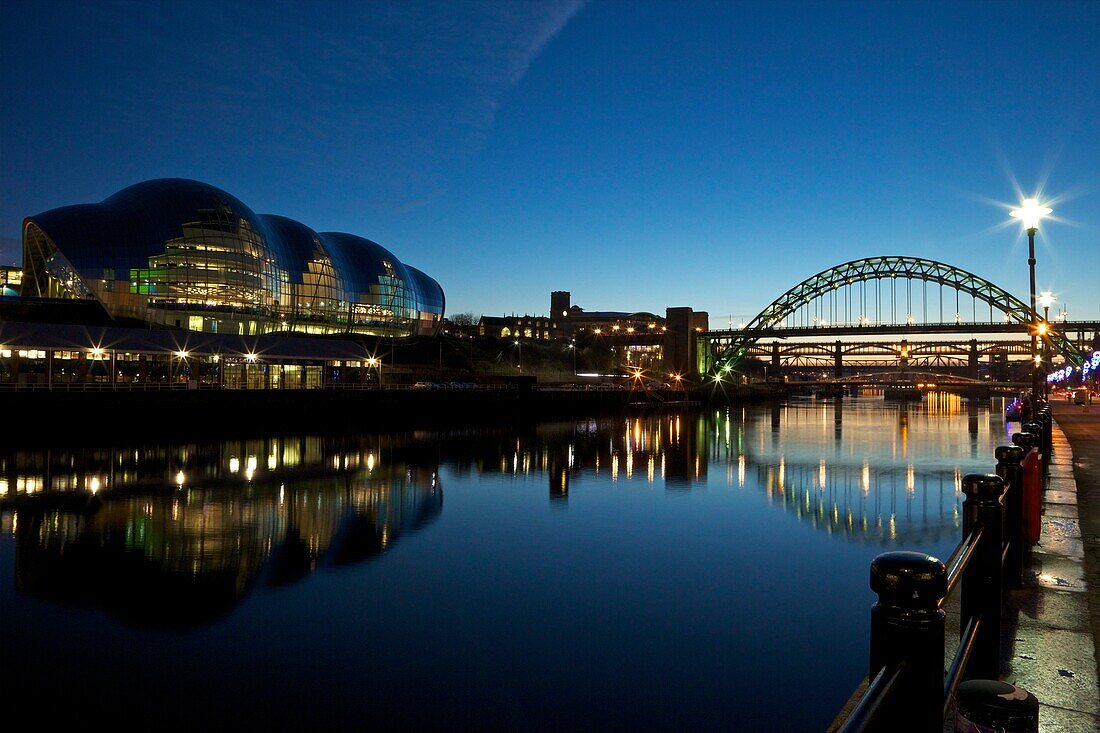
left=2, top=0, right=1098, bottom=322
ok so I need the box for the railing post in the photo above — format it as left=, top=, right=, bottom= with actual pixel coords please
left=996, top=445, right=1027, bottom=589
left=1012, top=430, right=1037, bottom=453
left=1036, top=405, right=1052, bottom=467
left=1022, top=420, right=1043, bottom=463
left=961, top=473, right=1006, bottom=680
left=869, top=550, right=947, bottom=730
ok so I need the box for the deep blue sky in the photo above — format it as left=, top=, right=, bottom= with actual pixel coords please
left=2, top=0, right=1098, bottom=322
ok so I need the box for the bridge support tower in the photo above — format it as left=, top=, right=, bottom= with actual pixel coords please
left=834, top=341, right=843, bottom=378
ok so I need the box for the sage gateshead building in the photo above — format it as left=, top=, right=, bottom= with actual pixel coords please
left=20, top=178, right=445, bottom=337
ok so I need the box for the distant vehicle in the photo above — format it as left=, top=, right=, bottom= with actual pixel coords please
left=1007, top=396, right=1025, bottom=420
left=413, top=382, right=435, bottom=390
left=1073, top=388, right=1088, bottom=405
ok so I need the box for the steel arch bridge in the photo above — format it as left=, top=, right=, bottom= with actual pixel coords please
left=703, top=256, right=1085, bottom=374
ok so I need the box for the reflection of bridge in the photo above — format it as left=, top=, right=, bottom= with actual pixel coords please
left=699, top=256, right=1097, bottom=379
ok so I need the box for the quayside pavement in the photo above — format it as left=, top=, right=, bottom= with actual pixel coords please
left=986, top=399, right=1100, bottom=731
left=1015, top=400, right=1100, bottom=730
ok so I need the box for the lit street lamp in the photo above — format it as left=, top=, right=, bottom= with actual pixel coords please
left=366, top=356, right=382, bottom=386
left=1038, top=291, right=1056, bottom=398
left=1009, top=198, right=1052, bottom=407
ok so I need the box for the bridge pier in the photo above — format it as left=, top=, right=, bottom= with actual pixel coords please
left=968, top=339, right=979, bottom=380
left=772, top=342, right=781, bottom=379
left=834, top=341, right=843, bottom=378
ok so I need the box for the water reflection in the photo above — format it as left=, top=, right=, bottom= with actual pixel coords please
left=0, top=394, right=1005, bottom=625
left=0, top=436, right=441, bottom=627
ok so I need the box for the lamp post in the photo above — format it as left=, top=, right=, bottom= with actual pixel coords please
left=366, top=356, right=382, bottom=387
left=1038, top=292, right=1056, bottom=398
left=569, top=339, right=576, bottom=375
left=1009, top=198, right=1052, bottom=407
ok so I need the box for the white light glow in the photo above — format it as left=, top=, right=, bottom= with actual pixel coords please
left=1010, top=198, right=1052, bottom=230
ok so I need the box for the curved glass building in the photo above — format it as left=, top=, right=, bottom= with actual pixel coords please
left=21, top=179, right=444, bottom=336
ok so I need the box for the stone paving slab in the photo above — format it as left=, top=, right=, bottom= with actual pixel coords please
left=1006, top=588, right=1090, bottom=633
left=1049, top=476, right=1078, bottom=488
left=1032, top=705, right=1100, bottom=732
left=1046, top=490, right=1080, bottom=506
left=1039, top=518, right=1085, bottom=559
left=1045, top=504, right=1080, bottom=520
left=1005, top=628, right=1100, bottom=716
left=1025, top=547, right=1087, bottom=592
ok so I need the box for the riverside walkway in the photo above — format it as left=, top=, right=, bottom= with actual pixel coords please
left=1025, top=400, right=1100, bottom=730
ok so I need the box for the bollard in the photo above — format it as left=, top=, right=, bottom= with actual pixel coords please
left=961, top=474, right=1006, bottom=681
left=1013, top=432, right=1043, bottom=544
left=1037, top=407, right=1053, bottom=466
left=1022, top=421, right=1042, bottom=454
left=869, top=551, right=947, bottom=731
left=996, top=445, right=1027, bottom=588
left=955, top=679, right=1038, bottom=732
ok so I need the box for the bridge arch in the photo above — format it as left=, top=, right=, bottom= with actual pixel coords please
left=710, top=256, right=1082, bottom=371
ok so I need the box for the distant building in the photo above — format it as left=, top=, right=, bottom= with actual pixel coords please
left=0, top=265, right=21, bottom=297
left=478, top=314, right=553, bottom=340
left=480, top=291, right=708, bottom=375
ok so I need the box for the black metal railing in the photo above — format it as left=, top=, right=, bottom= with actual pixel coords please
left=835, top=401, right=1052, bottom=732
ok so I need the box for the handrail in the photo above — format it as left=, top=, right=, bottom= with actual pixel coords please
left=832, top=409, right=1051, bottom=731
left=837, top=664, right=905, bottom=733
left=943, top=615, right=982, bottom=719
left=943, top=525, right=983, bottom=601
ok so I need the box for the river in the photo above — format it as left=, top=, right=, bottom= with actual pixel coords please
left=0, top=393, right=1015, bottom=730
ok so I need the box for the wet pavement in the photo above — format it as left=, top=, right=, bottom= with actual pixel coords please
left=999, top=401, right=1100, bottom=731
left=1012, top=402, right=1100, bottom=726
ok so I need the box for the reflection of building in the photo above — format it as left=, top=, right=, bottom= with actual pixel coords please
left=18, top=179, right=444, bottom=337
left=0, top=436, right=442, bottom=627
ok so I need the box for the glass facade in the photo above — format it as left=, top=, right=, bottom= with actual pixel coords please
left=21, top=179, right=444, bottom=336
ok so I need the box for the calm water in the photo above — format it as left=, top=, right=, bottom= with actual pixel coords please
left=0, top=394, right=1016, bottom=730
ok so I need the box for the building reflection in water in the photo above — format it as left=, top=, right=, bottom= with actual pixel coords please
left=0, top=393, right=1000, bottom=626
left=0, top=435, right=442, bottom=627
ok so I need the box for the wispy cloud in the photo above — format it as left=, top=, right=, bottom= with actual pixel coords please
left=98, top=0, right=586, bottom=214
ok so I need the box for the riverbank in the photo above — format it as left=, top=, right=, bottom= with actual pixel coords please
left=0, top=383, right=778, bottom=444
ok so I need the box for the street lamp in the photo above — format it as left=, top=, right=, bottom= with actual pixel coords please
left=1009, top=197, right=1052, bottom=406
left=1038, top=291, right=1056, bottom=398
left=569, top=339, right=576, bottom=375
left=366, top=356, right=382, bottom=386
